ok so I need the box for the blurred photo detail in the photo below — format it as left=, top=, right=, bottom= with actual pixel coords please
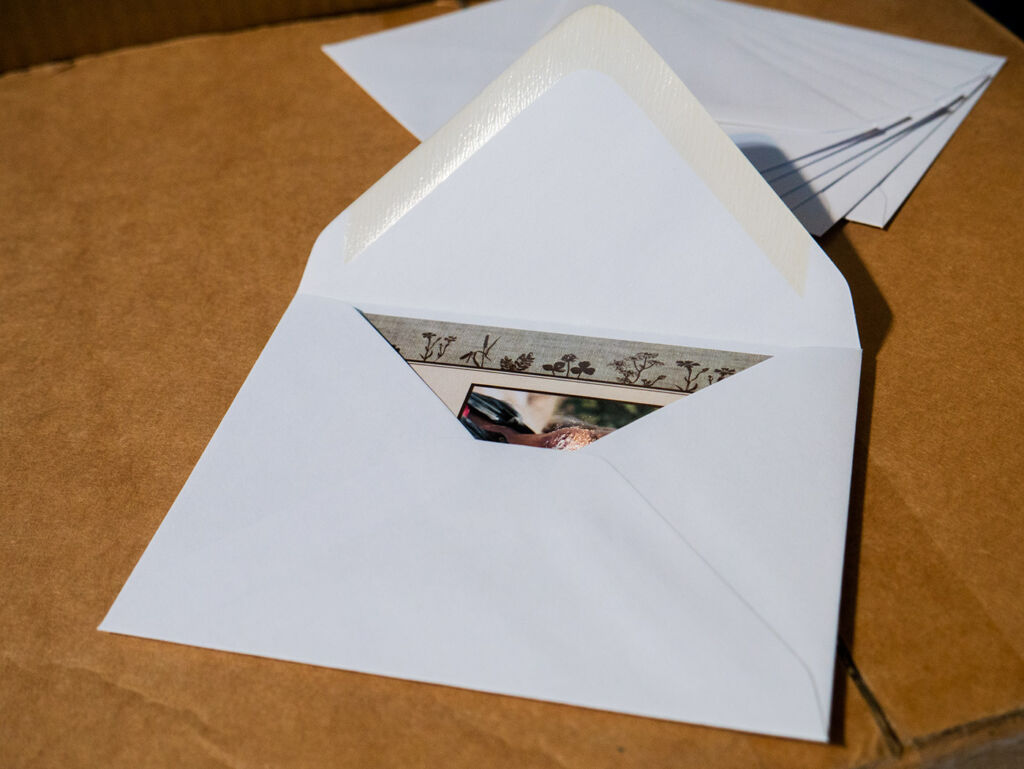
left=460, top=386, right=659, bottom=451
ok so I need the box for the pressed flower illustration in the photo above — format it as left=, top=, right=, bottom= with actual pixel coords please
left=499, top=352, right=536, bottom=372
left=610, top=352, right=665, bottom=387
left=419, top=332, right=457, bottom=362
left=363, top=313, right=767, bottom=399
left=675, top=359, right=709, bottom=393
left=459, top=334, right=500, bottom=368
left=542, top=353, right=574, bottom=375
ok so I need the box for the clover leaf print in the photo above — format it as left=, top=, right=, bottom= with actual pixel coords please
left=570, top=360, right=595, bottom=378
left=542, top=353, right=595, bottom=379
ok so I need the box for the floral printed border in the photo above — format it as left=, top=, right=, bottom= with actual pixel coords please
left=363, top=313, right=770, bottom=395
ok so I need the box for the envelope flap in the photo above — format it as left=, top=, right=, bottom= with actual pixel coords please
left=304, top=6, right=859, bottom=351
left=102, top=293, right=833, bottom=740
left=587, top=344, right=862, bottom=717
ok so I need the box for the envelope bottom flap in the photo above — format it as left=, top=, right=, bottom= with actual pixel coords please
left=101, top=294, right=831, bottom=740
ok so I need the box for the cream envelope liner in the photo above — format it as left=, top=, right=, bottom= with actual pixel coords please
left=101, top=7, right=860, bottom=742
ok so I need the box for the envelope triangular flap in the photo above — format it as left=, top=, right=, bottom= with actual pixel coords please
left=588, top=344, right=861, bottom=734
left=304, top=6, right=858, bottom=353
left=102, top=295, right=830, bottom=740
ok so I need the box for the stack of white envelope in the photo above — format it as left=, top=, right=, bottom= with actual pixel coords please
left=324, top=0, right=1005, bottom=235
left=102, top=7, right=863, bottom=742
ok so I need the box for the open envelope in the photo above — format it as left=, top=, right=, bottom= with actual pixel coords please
left=101, top=7, right=861, bottom=742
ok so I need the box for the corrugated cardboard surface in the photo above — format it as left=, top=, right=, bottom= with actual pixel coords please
left=1, top=1, right=1021, bottom=766
left=0, top=0, right=417, bottom=72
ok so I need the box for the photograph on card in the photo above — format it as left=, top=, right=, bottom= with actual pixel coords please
left=459, top=384, right=664, bottom=451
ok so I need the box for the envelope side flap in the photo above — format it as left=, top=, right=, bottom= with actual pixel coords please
left=588, top=345, right=861, bottom=715
left=103, top=293, right=830, bottom=740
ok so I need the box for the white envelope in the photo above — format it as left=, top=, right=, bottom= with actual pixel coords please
left=323, top=0, right=1003, bottom=232
left=846, top=75, right=994, bottom=227
left=325, top=0, right=997, bottom=140
left=101, top=7, right=861, bottom=742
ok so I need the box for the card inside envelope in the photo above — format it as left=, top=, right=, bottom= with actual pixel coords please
left=101, top=7, right=861, bottom=742
left=363, top=312, right=770, bottom=449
